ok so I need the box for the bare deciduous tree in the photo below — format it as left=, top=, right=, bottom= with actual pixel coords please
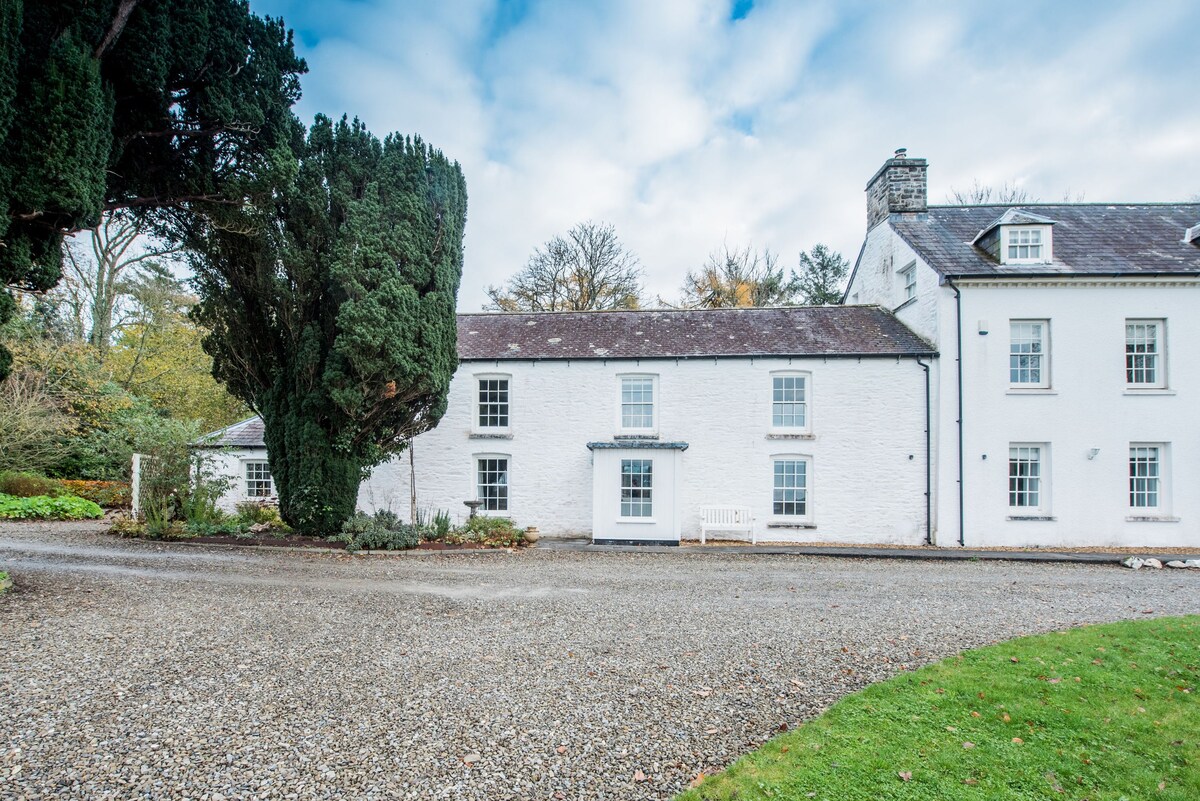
left=486, top=221, right=643, bottom=311
left=0, top=369, right=75, bottom=474
left=60, top=211, right=182, bottom=357
left=947, top=180, right=1036, bottom=205
left=673, top=244, right=796, bottom=308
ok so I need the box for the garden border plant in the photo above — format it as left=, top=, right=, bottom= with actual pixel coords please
left=0, top=493, right=103, bottom=520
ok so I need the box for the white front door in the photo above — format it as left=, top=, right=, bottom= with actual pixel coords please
left=590, top=447, right=681, bottom=544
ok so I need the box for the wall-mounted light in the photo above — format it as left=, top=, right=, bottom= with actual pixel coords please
left=978, top=319, right=989, bottom=336
left=1087, top=448, right=1100, bottom=460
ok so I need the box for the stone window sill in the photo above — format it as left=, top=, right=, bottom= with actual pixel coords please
left=1125, top=515, right=1180, bottom=523
left=615, top=433, right=659, bottom=440
left=1007, top=515, right=1056, bottom=522
left=470, top=432, right=512, bottom=440
left=767, top=522, right=816, bottom=529
left=1122, top=389, right=1175, bottom=396
left=766, top=432, right=815, bottom=440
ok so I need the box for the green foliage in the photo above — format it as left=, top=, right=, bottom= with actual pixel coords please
left=134, top=443, right=231, bottom=538
left=678, top=616, right=1200, bottom=801
left=184, top=518, right=247, bottom=537
left=431, top=509, right=452, bottom=540
left=796, top=243, right=849, bottom=306
left=0, top=0, right=306, bottom=378
left=450, top=515, right=526, bottom=547
left=0, top=493, right=103, bottom=520
left=189, top=114, right=468, bottom=534
left=103, top=266, right=248, bottom=432
left=0, top=470, right=64, bottom=497
left=335, top=510, right=421, bottom=552
left=6, top=325, right=204, bottom=480
left=235, top=500, right=282, bottom=526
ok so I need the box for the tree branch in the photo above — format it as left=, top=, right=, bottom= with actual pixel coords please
left=94, top=0, right=142, bottom=59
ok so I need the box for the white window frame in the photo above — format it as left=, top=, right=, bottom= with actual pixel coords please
left=619, top=458, right=654, bottom=519
left=898, top=262, right=917, bottom=303
left=616, top=374, right=658, bottom=435
left=770, top=454, right=813, bottom=523
left=1128, top=443, right=1168, bottom=513
left=1009, top=320, right=1050, bottom=388
left=1002, top=226, right=1052, bottom=264
left=474, top=453, right=511, bottom=513
left=473, top=373, right=512, bottom=434
left=1007, top=443, right=1049, bottom=513
left=769, top=371, right=811, bottom=433
left=1125, top=319, right=1166, bottom=389
left=243, top=459, right=274, bottom=499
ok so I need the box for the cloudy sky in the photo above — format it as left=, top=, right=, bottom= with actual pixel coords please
left=251, top=0, right=1200, bottom=310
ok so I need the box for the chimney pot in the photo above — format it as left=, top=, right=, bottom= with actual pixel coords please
left=895, top=147, right=907, bottom=159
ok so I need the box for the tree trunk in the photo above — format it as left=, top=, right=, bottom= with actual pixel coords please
left=261, top=395, right=361, bottom=535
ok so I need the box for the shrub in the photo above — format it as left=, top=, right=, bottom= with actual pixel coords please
left=0, top=493, right=104, bottom=520
left=0, top=471, right=65, bottom=498
left=109, top=513, right=191, bottom=540
left=335, top=511, right=421, bottom=552
left=235, top=500, right=282, bottom=526
left=109, top=514, right=145, bottom=537
left=416, top=507, right=453, bottom=542
left=452, top=515, right=526, bottom=547
left=134, top=443, right=232, bottom=531
left=185, top=519, right=249, bottom=537
left=58, top=480, right=131, bottom=508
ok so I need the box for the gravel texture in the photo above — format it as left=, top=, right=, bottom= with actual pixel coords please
left=2, top=521, right=1198, bottom=800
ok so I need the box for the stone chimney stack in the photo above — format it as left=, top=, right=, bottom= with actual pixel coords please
left=865, top=148, right=927, bottom=229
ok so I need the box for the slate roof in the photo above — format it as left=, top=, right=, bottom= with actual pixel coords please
left=890, top=203, right=1200, bottom=277
left=457, top=306, right=935, bottom=361
left=195, top=416, right=266, bottom=449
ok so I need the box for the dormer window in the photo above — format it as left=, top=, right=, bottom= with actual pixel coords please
left=972, top=210, right=1055, bottom=265
left=1007, top=228, right=1043, bottom=261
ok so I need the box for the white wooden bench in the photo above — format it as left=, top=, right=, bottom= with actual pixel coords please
left=699, top=505, right=755, bottom=544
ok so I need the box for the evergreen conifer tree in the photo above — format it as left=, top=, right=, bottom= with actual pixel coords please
left=189, top=116, right=467, bottom=533
left=0, top=0, right=305, bottom=377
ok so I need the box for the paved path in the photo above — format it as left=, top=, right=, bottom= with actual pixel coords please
left=2, top=522, right=1198, bottom=800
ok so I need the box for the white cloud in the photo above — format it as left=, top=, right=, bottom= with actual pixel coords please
left=253, top=0, right=1200, bottom=309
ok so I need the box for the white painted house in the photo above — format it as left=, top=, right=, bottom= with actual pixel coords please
left=199, top=152, right=1200, bottom=548
left=845, top=149, right=1200, bottom=548
left=200, top=307, right=936, bottom=545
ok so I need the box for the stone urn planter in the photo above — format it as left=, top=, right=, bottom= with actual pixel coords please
left=523, top=526, right=540, bottom=544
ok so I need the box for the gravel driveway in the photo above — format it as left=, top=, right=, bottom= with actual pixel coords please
left=2, top=522, right=1197, bottom=800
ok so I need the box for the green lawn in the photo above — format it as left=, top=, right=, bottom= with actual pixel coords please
left=678, top=616, right=1199, bottom=801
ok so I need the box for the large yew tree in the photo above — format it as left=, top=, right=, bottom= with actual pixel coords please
left=189, top=115, right=467, bottom=533
left=0, top=0, right=305, bottom=377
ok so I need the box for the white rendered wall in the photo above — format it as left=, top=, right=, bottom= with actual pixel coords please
left=204, top=448, right=271, bottom=513
left=847, top=223, right=947, bottom=542
left=846, top=222, right=940, bottom=344
left=360, top=356, right=931, bottom=544
left=955, top=279, right=1200, bottom=547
